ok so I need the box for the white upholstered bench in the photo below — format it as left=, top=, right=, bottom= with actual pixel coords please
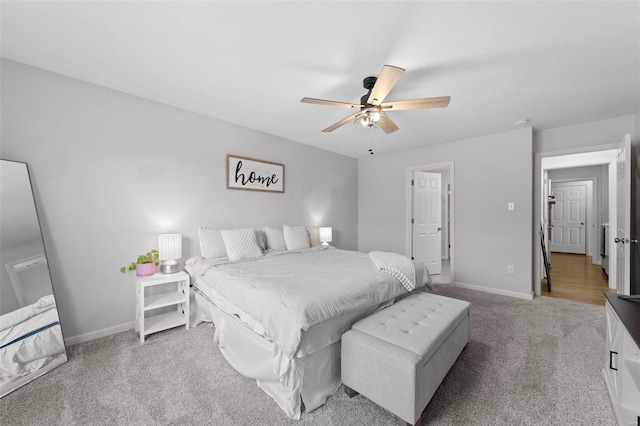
left=341, top=292, right=471, bottom=426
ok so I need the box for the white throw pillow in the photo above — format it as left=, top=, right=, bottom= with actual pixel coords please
left=264, top=226, right=287, bottom=251
left=283, top=225, right=311, bottom=250
left=221, top=228, right=263, bottom=262
left=199, top=227, right=227, bottom=259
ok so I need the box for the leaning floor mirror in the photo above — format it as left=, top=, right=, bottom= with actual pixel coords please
left=0, top=159, right=67, bottom=397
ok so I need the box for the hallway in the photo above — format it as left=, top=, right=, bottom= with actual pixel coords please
left=541, top=252, right=613, bottom=305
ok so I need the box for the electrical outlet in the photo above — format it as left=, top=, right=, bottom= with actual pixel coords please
left=507, top=265, right=515, bottom=274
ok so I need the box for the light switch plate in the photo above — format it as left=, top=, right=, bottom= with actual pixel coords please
left=508, top=202, right=515, bottom=211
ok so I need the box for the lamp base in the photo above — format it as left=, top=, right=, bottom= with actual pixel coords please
left=160, top=262, right=180, bottom=274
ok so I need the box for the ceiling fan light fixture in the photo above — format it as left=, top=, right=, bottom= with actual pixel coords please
left=355, top=114, right=369, bottom=128
left=354, top=109, right=387, bottom=129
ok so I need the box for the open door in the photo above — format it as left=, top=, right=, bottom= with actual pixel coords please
left=614, top=134, right=632, bottom=295
left=412, top=171, right=442, bottom=274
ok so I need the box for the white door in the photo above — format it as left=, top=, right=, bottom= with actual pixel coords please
left=549, top=183, right=587, bottom=254
left=614, top=135, right=631, bottom=295
left=412, top=172, right=442, bottom=274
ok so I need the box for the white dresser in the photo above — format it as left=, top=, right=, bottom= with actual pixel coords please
left=603, top=293, right=640, bottom=426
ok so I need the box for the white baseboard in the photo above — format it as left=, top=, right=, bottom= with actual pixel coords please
left=64, top=321, right=135, bottom=346
left=453, top=281, right=534, bottom=300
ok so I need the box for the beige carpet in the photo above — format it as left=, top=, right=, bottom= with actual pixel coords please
left=0, top=285, right=616, bottom=425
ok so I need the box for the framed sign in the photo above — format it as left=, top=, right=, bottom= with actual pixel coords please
left=226, top=154, right=285, bottom=193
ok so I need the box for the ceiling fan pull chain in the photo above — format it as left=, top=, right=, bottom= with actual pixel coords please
left=368, top=127, right=375, bottom=155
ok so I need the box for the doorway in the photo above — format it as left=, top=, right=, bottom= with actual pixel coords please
left=405, top=162, right=454, bottom=284
left=537, top=136, right=632, bottom=299
left=543, top=176, right=609, bottom=304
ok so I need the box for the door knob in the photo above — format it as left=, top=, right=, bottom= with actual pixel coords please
left=626, top=238, right=637, bottom=244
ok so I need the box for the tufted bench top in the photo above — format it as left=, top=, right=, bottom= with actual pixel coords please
left=351, top=292, right=470, bottom=360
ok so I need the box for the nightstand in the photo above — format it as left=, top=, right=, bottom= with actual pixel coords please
left=135, top=270, right=189, bottom=343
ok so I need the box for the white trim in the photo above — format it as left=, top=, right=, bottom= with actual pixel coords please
left=405, top=161, right=455, bottom=283
left=443, top=182, right=451, bottom=260
left=65, top=321, right=135, bottom=346
left=453, top=281, right=534, bottom=300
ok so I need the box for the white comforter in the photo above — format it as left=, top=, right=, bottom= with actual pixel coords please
left=1, top=295, right=66, bottom=390
left=190, top=247, right=428, bottom=360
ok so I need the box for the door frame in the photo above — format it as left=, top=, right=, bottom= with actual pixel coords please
left=405, top=161, right=455, bottom=283
left=537, top=146, right=623, bottom=294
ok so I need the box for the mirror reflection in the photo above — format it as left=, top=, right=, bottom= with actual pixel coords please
left=1, top=159, right=67, bottom=397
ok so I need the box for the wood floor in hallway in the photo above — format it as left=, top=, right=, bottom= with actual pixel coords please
left=541, top=252, right=613, bottom=306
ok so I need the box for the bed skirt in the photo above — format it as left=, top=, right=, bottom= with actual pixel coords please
left=191, top=289, right=349, bottom=419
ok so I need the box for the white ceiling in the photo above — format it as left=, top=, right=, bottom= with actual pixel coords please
left=1, top=1, right=639, bottom=158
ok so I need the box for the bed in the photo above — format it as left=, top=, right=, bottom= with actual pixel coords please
left=0, top=294, right=67, bottom=397
left=186, top=227, right=431, bottom=419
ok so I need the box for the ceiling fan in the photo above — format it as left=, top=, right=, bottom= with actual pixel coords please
left=300, top=65, right=450, bottom=134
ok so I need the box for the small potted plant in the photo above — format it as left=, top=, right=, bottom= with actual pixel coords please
left=120, top=250, right=159, bottom=276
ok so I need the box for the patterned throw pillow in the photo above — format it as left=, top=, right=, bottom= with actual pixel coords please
left=283, top=225, right=311, bottom=250
left=221, top=228, right=264, bottom=261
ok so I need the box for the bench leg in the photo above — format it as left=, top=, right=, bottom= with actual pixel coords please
left=344, top=385, right=359, bottom=398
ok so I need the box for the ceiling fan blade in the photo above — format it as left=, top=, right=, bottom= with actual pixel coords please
left=322, top=112, right=360, bottom=132
left=367, top=65, right=405, bottom=106
left=379, top=116, right=399, bottom=134
left=301, top=97, right=362, bottom=109
left=380, top=96, right=451, bottom=111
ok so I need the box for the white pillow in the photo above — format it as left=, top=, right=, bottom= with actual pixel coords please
left=220, top=228, right=263, bottom=262
left=264, top=226, right=287, bottom=251
left=283, top=225, right=311, bottom=250
left=199, top=227, right=227, bottom=259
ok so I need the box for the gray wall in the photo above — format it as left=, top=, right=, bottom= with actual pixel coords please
left=359, top=127, right=533, bottom=298
left=0, top=59, right=359, bottom=343
left=533, top=115, right=638, bottom=294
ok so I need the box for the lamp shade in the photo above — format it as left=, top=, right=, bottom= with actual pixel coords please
left=319, top=227, right=332, bottom=244
left=158, top=234, right=182, bottom=261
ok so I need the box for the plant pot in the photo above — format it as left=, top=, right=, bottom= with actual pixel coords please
left=136, top=263, right=155, bottom=276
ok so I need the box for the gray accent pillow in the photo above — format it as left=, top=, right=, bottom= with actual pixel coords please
left=255, top=228, right=267, bottom=251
